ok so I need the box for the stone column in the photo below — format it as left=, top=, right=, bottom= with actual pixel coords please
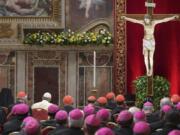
left=61, top=0, right=65, bottom=28
left=67, top=51, right=77, bottom=106
left=16, top=51, right=26, bottom=92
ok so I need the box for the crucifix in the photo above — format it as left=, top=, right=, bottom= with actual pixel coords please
left=121, top=0, right=179, bottom=96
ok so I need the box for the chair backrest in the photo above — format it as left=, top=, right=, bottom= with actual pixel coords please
left=32, top=108, right=48, bottom=121
left=2, top=107, right=8, bottom=114
left=106, top=122, right=118, bottom=129
left=8, top=131, right=20, bottom=135
left=41, top=126, right=55, bottom=135
left=0, top=124, right=3, bottom=134
left=113, top=114, right=119, bottom=122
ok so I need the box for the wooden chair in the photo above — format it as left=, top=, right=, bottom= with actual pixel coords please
left=6, top=111, right=13, bottom=121
left=8, top=132, right=20, bottom=135
left=106, top=122, right=118, bottom=129
left=113, top=113, right=119, bottom=122
left=41, top=126, right=56, bottom=135
left=32, top=108, right=48, bottom=121
left=0, top=124, right=3, bottom=134
left=2, top=107, right=8, bottom=114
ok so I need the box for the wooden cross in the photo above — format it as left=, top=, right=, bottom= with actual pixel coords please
left=121, top=0, right=179, bottom=96
left=146, top=0, right=155, bottom=15
left=122, top=0, right=180, bottom=20
left=146, top=0, right=155, bottom=97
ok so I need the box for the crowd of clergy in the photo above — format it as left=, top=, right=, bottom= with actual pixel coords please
left=0, top=88, right=179, bottom=135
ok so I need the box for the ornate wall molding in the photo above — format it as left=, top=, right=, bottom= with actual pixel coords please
left=27, top=51, right=67, bottom=105
left=0, top=44, right=113, bottom=51
left=114, top=0, right=126, bottom=94
left=0, top=52, right=10, bottom=65
left=77, top=19, right=112, bottom=33
left=0, top=51, right=15, bottom=97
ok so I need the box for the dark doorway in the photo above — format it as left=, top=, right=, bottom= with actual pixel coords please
left=34, top=67, right=59, bottom=104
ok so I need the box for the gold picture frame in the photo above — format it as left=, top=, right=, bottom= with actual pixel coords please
left=0, top=0, right=62, bottom=25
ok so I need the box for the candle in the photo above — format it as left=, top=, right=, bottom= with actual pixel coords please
left=93, top=51, right=96, bottom=88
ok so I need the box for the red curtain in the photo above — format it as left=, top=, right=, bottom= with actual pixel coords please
left=126, top=0, right=180, bottom=95
left=126, top=0, right=146, bottom=14
left=154, top=0, right=180, bottom=14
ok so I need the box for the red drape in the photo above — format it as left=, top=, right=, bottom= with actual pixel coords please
left=126, top=0, right=180, bottom=95
left=126, top=0, right=146, bottom=14
left=154, top=0, right=180, bottom=14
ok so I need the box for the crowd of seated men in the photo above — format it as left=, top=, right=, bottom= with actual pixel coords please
left=0, top=88, right=179, bottom=135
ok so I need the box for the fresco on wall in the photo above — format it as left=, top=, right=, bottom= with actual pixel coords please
left=0, top=0, right=52, bottom=17
left=68, top=0, right=113, bottom=31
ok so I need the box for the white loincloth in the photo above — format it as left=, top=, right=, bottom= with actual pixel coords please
left=143, top=39, right=155, bottom=54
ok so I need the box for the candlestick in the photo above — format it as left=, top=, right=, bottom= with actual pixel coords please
left=93, top=51, right=96, bottom=88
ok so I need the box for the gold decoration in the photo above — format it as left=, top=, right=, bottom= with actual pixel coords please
left=114, top=0, right=126, bottom=93
left=0, top=23, right=14, bottom=38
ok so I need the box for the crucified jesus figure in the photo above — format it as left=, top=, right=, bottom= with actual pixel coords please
left=121, top=14, right=179, bottom=76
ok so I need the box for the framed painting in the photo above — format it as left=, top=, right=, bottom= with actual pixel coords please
left=0, top=0, right=63, bottom=24
left=67, top=0, right=114, bottom=31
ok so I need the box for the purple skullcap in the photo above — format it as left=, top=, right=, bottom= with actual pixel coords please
left=48, top=104, right=59, bottom=114
left=134, top=111, right=146, bottom=122
left=83, top=105, right=95, bottom=117
left=55, top=110, right=68, bottom=121
left=143, top=102, right=153, bottom=107
left=96, top=109, right=110, bottom=121
left=168, top=130, right=180, bottom=135
left=69, top=109, right=84, bottom=128
left=11, top=105, right=16, bottom=114
left=176, top=102, right=180, bottom=110
left=95, top=127, right=114, bottom=135
left=23, top=117, right=39, bottom=135
left=143, top=102, right=154, bottom=111
left=23, top=116, right=33, bottom=123
left=69, top=109, right=84, bottom=120
left=161, top=105, right=172, bottom=113
left=12, top=103, right=29, bottom=115
left=133, top=121, right=150, bottom=134
left=117, top=110, right=133, bottom=122
left=85, top=114, right=101, bottom=127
